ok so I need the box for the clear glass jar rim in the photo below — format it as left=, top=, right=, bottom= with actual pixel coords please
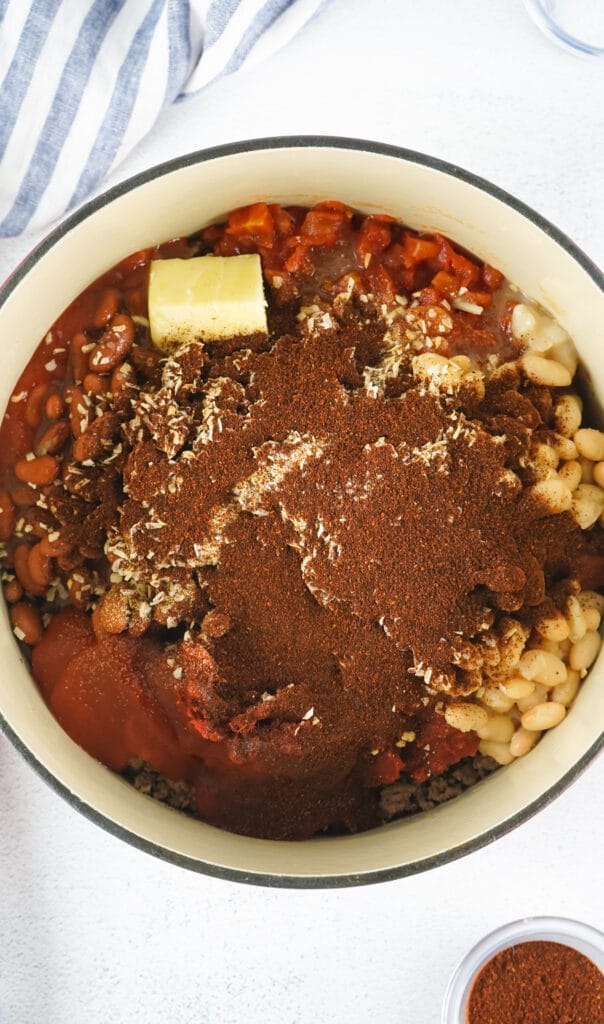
left=442, top=916, right=604, bottom=1024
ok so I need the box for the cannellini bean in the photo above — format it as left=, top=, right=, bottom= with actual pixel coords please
left=444, top=702, right=489, bottom=733
left=532, top=444, right=559, bottom=472
left=569, top=630, right=601, bottom=672
left=554, top=394, right=582, bottom=438
left=578, top=457, right=594, bottom=483
left=535, top=611, right=570, bottom=642
left=478, top=686, right=515, bottom=712
left=550, top=337, right=578, bottom=377
left=528, top=478, right=572, bottom=514
left=558, top=638, right=571, bottom=659
left=500, top=677, right=535, bottom=699
left=570, top=483, right=604, bottom=529
left=577, top=589, right=604, bottom=614
left=412, top=352, right=462, bottom=386
left=550, top=434, right=578, bottom=462
left=592, top=462, right=604, bottom=489
left=574, top=428, right=604, bottom=463
left=517, top=684, right=548, bottom=712
left=450, top=355, right=472, bottom=371
left=583, top=607, right=601, bottom=631
left=552, top=669, right=581, bottom=707
left=478, top=739, right=515, bottom=765
left=520, top=353, right=572, bottom=388
left=518, top=649, right=567, bottom=687
left=509, top=727, right=541, bottom=757
left=521, top=701, right=566, bottom=731
left=477, top=713, right=515, bottom=743
left=537, top=638, right=561, bottom=657
left=511, top=303, right=541, bottom=345
left=566, top=595, right=587, bottom=642
left=557, top=460, right=582, bottom=491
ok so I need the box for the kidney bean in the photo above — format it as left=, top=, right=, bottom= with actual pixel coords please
left=27, top=542, right=52, bottom=588
left=72, top=333, right=93, bottom=383
left=93, top=288, right=121, bottom=328
left=131, top=344, right=161, bottom=378
left=89, top=314, right=135, bottom=372
left=72, top=411, right=120, bottom=463
left=69, top=386, right=90, bottom=438
left=14, top=454, right=59, bottom=486
left=0, top=490, right=15, bottom=541
left=10, top=484, right=35, bottom=507
left=10, top=601, right=43, bottom=645
left=83, top=372, right=106, bottom=395
left=3, top=578, right=23, bottom=603
left=35, top=420, right=70, bottom=457
left=25, top=383, right=50, bottom=428
left=110, top=361, right=135, bottom=394
left=45, top=392, right=64, bottom=420
left=13, top=544, right=45, bottom=596
left=22, top=507, right=55, bottom=539
left=38, top=533, right=73, bottom=558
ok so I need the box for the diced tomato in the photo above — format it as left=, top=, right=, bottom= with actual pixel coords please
left=356, top=218, right=392, bottom=261
left=284, top=243, right=314, bottom=275
left=482, top=263, right=504, bottom=290
left=365, top=748, right=403, bottom=787
left=367, top=263, right=396, bottom=304
left=402, top=233, right=439, bottom=267
left=418, top=286, right=444, bottom=306
left=400, top=712, right=479, bottom=783
left=313, top=200, right=353, bottom=218
left=268, top=204, right=295, bottom=236
left=226, top=202, right=275, bottom=248
left=461, top=290, right=493, bottom=309
left=449, top=250, right=480, bottom=288
left=300, top=209, right=345, bottom=246
left=431, top=270, right=459, bottom=297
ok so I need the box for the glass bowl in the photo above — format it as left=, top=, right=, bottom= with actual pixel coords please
left=523, top=0, right=604, bottom=58
left=442, top=916, right=604, bottom=1023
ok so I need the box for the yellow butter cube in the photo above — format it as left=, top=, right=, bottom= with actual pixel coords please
left=148, top=254, right=268, bottom=351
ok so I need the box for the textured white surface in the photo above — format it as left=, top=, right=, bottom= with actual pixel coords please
left=0, top=1, right=603, bottom=1021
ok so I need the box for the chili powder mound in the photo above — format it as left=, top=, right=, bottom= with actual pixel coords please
left=466, top=940, right=604, bottom=1024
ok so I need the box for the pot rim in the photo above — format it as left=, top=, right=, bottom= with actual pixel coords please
left=1, top=135, right=603, bottom=888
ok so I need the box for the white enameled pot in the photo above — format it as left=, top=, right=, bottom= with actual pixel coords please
left=0, top=137, right=602, bottom=887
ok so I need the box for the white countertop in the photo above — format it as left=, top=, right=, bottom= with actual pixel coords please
left=1, top=2, right=603, bottom=1021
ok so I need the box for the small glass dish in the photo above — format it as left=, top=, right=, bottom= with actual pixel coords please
left=523, top=0, right=604, bottom=58
left=442, top=916, right=604, bottom=1024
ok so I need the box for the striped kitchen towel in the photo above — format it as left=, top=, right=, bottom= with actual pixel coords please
left=0, top=0, right=326, bottom=238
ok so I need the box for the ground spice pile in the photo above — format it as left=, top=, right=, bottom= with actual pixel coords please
left=467, top=940, right=604, bottom=1024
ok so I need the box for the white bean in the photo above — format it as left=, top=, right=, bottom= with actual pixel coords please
left=520, top=353, right=572, bottom=388
left=509, top=727, right=541, bottom=757
left=557, top=460, right=582, bottom=491
left=521, top=701, right=566, bottom=731
left=550, top=337, right=578, bottom=377
left=554, top=394, right=582, bottom=438
left=583, top=606, right=601, bottom=631
left=593, top=461, right=604, bottom=489
left=577, top=590, right=604, bottom=614
left=569, top=630, right=602, bottom=672
left=478, top=686, right=515, bottom=712
left=551, top=434, right=578, bottom=462
left=579, top=457, right=594, bottom=483
left=444, top=702, right=489, bottom=733
left=570, top=483, right=604, bottom=529
left=566, top=595, right=587, bottom=642
left=518, top=649, right=567, bottom=687
left=478, top=739, right=515, bottom=765
left=535, top=612, right=570, bottom=642
left=500, top=677, right=535, bottom=699
left=574, top=428, right=604, bottom=463
left=477, top=713, right=515, bottom=743
left=517, top=683, right=548, bottom=712
left=528, top=478, right=572, bottom=515
left=552, top=670, right=581, bottom=707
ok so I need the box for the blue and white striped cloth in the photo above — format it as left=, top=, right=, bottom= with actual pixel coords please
left=0, top=0, right=325, bottom=238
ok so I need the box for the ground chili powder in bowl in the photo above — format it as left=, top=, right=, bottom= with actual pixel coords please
left=442, top=917, right=604, bottom=1024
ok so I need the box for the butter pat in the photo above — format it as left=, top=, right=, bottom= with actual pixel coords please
left=148, top=254, right=268, bottom=351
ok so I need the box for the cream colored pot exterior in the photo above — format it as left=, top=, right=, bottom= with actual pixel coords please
left=0, top=139, right=602, bottom=886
